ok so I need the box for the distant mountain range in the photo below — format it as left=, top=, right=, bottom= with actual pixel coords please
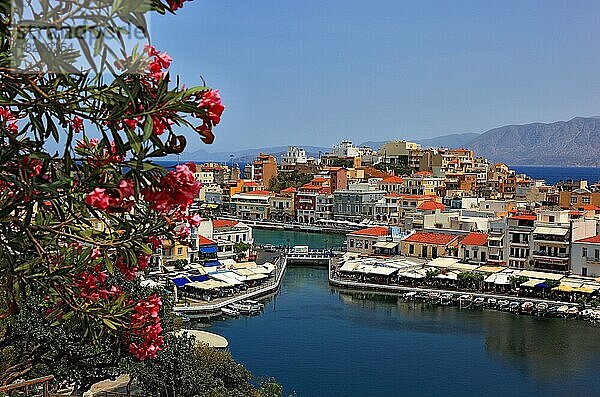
left=468, top=116, right=600, bottom=166
left=173, top=116, right=600, bottom=166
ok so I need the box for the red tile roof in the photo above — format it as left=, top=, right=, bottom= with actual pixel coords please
left=280, top=186, right=297, bottom=193
left=580, top=205, right=600, bottom=211
left=212, top=219, right=239, bottom=229
left=350, top=226, right=389, bottom=237
left=576, top=235, right=600, bottom=244
left=412, top=171, right=433, bottom=177
left=198, top=235, right=216, bottom=246
left=381, top=176, right=404, bottom=184
left=417, top=201, right=445, bottom=211
left=461, top=232, right=488, bottom=246
left=403, top=232, right=458, bottom=245
left=385, top=192, right=402, bottom=198
left=243, top=181, right=260, bottom=187
left=510, top=215, right=537, bottom=221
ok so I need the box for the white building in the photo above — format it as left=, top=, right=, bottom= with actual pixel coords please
left=571, top=236, right=600, bottom=277
left=281, top=146, right=308, bottom=165
left=329, top=140, right=361, bottom=158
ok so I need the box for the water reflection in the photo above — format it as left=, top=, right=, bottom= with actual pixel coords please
left=335, top=288, right=600, bottom=387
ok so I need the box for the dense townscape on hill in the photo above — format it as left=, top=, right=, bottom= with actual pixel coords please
left=159, top=139, right=600, bottom=284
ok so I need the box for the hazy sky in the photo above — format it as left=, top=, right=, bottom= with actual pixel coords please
left=150, top=0, right=600, bottom=153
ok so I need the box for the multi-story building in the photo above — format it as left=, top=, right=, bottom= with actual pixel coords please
left=559, top=188, right=600, bottom=210
left=230, top=190, right=274, bottom=220
left=571, top=236, right=600, bottom=277
left=270, top=187, right=295, bottom=222
left=506, top=213, right=535, bottom=269
left=281, top=146, right=308, bottom=166
left=211, top=219, right=253, bottom=260
left=252, top=153, right=278, bottom=188
left=295, top=178, right=333, bottom=223
left=333, top=183, right=386, bottom=223
left=487, top=218, right=507, bottom=266
left=530, top=210, right=596, bottom=273
left=379, top=140, right=422, bottom=170
left=318, top=167, right=348, bottom=191
left=377, top=175, right=404, bottom=194
left=402, top=172, right=445, bottom=196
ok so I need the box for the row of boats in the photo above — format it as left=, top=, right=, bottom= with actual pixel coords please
left=402, top=291, right=600, bottom=322
left=221, top=299, right=265, bottom=317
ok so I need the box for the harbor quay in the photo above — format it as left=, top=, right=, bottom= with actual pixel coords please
left=328, top=253, right=600, bottom=322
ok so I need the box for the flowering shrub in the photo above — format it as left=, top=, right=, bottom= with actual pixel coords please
left=0, top=0, right=223, bottom=383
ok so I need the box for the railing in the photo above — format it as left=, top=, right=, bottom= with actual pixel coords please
left=0, top=376, right=53, bottom=396
left=533, top=251, right=569, bottom=259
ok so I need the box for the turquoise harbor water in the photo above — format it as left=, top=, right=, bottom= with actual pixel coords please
left=199, top=230, right=600, bottom=397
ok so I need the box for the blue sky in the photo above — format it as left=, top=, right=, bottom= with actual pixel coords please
left=150, top=0, right=600, bottom=153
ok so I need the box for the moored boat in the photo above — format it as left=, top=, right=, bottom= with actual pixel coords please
left=535, top=302, right=548, bottom=312
left=521, top=301, right=534, bottom=313
left=556, top=305, right=569, bottom=316
left=567, top=306, right=579, bottom=317
left=509, top=301, right=521, bottom=311
left=497, top=300, right=510, bottom=310
left=486, top=298, right=497, bottom=307
left=222, top=307, right=240, bottom=318
left=472, top=297, right=485, bottom=306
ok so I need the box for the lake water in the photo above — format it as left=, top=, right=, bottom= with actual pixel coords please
left=203, top=266, right=600, bottom=397
left=197, top=230, right=600, bottom=397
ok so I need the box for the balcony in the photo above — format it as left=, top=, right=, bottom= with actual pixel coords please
left=532, top=251, right=569, bottom=260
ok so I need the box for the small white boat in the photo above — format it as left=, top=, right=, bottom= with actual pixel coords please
left=521, top=301, right=534, bottom=312
left=580, top=309, right=595, bottom=320
left=535, top=302, right=548, bottom=312
left=441, top=293, right=453, bottom=304
left=221, top=307, right=240, bottom=318
left=428, top=292, right=441, bottom=300
left=556, top=305, right=569, bottom=315
left=459, top=294, right=472, bottom=301
left=509, top=301, right=521, bottom=311
left=472, top=297, right=485, bottom=306
left=242, top=300, right=264, bottom=310
left=497, top=300, right=510, bottom=310
left=404, top=292, right=417, bottom=300
left=486, top=298, right=497, bottom=307
left=567, top=307, right=579, bottom=317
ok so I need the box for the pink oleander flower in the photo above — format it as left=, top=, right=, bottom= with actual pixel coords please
left=71, top=116, right=84, bottom=133
left=85, top=188, right=111, bottom=210
left=128, top=294, right=164, bottom=360
left=142, top=164, right=200, bottom=214
left=198, top=89, right=225, bottom=125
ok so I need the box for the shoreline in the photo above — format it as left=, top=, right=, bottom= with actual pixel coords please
left=173, top=256, right=288, bottom=316
left=327, top=260, right=599, bottom=322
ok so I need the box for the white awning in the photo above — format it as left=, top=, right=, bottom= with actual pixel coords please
left=533, top=227, right=568, bottom=236
left=373, top=241, right=399, bottom=249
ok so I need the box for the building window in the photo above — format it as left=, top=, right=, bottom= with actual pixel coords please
left=582, top=196, right=591, bottom=204
left=409, top=244, right=414, bottom=255
left=350, top=239, right=354, bottom=248
left=177, top=247, right=183, bottom=255
left=583, top=248, right=588, bottom=257
left=570, top=196, right=577, bottom=204
left=582, top=267, right=588, bottom=276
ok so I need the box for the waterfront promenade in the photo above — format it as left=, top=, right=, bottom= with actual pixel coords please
left=174, top=255, right=287, bottom=316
